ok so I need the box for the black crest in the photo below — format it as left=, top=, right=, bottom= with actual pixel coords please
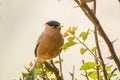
left=46, top=20, right=60, bottom=28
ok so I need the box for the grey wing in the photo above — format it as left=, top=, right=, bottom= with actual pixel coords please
left=34, top=32, right=43, bottom=57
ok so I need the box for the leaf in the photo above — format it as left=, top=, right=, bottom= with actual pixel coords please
left=80, top=62, right=97, bottom=70
left=88, top=72, right=97, bottom=80
left=74, top=78, right=78, bottom=80
left=46, top=71, right=53, bottom=76
left=63, top=32, right=68, bottom=37
left=61, top=41, right=76, bottom=49
left=68, top=26, right=77, bottom=35
left=67, top=36, right=75, bottom=42
left=54, top=59, right=63, bottom=64
left=29, top=61, right=33, bottom=67
left=22, top=72, right=30, bottom=77
left=29, top=68, right=35, bottom=76
left=29, top=68, right=41, bottom=76
left=80, top=47, right=87, bottom=55
left=51, top=78, right=57, bottom=80
left=91, top=46, right=97, bottom=52
left=71, top=26, right=77, bottom=32
left=108, top=73, right=117, bottom=78
left=79, top=32, right=86, bottom=37
left=79, top=29, right=90, bottom=41
left=106, top=65, right=112, bottom=72
left=69, top=31, right=75, bottom=35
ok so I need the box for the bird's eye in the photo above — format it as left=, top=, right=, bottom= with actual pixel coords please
left=52, top=26, right=58, bottom=29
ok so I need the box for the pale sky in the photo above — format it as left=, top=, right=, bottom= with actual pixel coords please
left=0, top=0, right=120, bottom=80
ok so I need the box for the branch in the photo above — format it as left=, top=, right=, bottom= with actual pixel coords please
left=92, top=0, right=108, bottom=79
left=94, top=14, right=108, bottom=80
left=59, top=55, right=64, bottom=80
left=74, top=0, right=120, bottom=72
left=44, top=61, right=63, bottom=80
left=75, top=36, right=101, bottom=63
left=94, top=52, right=100, bottom=80
left=69, top=66, right=75, bottom=80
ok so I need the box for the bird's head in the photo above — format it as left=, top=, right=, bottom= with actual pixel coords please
left=45, top=20, right=62, bottom=30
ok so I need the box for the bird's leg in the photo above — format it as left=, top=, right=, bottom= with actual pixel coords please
left=50, top=60, right=57, bottom=68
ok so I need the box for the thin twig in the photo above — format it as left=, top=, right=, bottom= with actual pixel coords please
left=72, top=66, right=75, bottom=80
left=59, top=55, right=64, bottom=80
left=92, top=2, right=98, bottom=77
left=75, top=36, right=101, bottom=63
left=94, top=17, right=108, bottom=80
left=82, top=60, right=89, bottom=80
left=94, top=52, right=100, bottom=80
left=111, top=39, right=117, bottom=44
left=111, top=68, right=117, bottom=74
left=92, top=0, right=108, bottom=79
left=108, top=68, right=117, bottom=80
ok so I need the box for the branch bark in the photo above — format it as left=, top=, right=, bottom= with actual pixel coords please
left=44, top=61, right=63, bottom=80
left=74, top=0, right=120, bottom=72
left=92, top=0, right=107, bottom=79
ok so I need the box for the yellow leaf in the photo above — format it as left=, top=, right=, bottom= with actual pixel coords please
left=67, top=37, right=75, bottom=42
left=51, top=78, right=57, bottom=80
left=71, top=26, right=77, bottom=32
left=29, top=61, right=33, bottom=67
left=66, top=27, right=71, bottom=32
left=63, top=32, right=68, bottom=37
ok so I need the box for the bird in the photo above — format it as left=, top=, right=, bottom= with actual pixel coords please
left=34, top=20, right=64, bottom=68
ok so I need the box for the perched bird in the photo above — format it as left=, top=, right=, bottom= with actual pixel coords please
left=34, top=20, right=64, bottom=68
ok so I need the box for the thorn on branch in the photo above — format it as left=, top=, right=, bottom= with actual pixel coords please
left=111, top=68, right=117, bottom=74
left=74, top=6, right=79, bottom=8
left=111, top=39, right=117, bottom=44
left=105, top=56, right=113, bottom=60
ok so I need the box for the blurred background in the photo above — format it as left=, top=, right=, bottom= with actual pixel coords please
left=0, top=0, right=120, bottom=80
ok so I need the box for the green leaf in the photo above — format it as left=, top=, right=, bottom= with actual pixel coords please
left=74, top=78, right=78, bottom=80
left=80, top=62, right=97, bottom=70
left=22, top=72, right=30, bottom=77
left=79, top=29, right=90, bottom=41
left=71, top=26, right=77, bottom=32
left=80, top=47, right=87, bottom=55
left=79, top=32, right=86, bottom=37
left=108, top=73, right=117, bottom=78
left=54, top=59, right=63, bottom=64
left=61, top=41, right=76, bottom=49
left=69, top=31, right=75, bottom=35
left=89, top=72, right=97, bottom=80
left=69, top=26, right=77, bottom=35
left=105, top=65, right=113, bottom=72
left=29, top=68, right=35, bottom=76
left=87, top=71, right=103, bottom=79
left=29, top=68, right=41, bottom=76
left=91, top=46, right=97, bottom=52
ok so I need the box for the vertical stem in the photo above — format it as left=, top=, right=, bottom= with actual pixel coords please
left=94, top=52, right=100, bottom=80
left=82, top=60, right=89, bottom=80
left=59, top=55, right=64, bottom=80
left=72, top=66, right=75, bottom=80
left=92, top=0, right=108, bottom=79
left=93, top=0, right=99, bottom=80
